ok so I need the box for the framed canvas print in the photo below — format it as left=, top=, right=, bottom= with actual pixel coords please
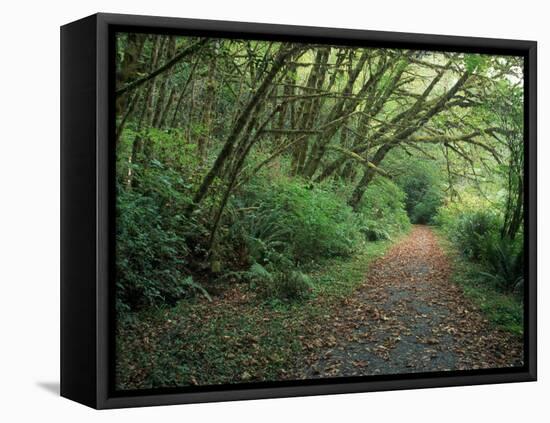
left=60, top=13, right=537, bottom=409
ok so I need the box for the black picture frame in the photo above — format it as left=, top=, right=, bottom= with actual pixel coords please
left=61, top=12, right=537, bottom=409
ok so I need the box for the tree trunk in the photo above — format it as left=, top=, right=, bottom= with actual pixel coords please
left=348, top=143, right=393, bottom=210
left=125, top=36, right=163, bottom=187
left=116, top=33, right=146, bottom=114
left=198, top=48, right=218, bottom=161
left=187, top=45, right=301, bottom=215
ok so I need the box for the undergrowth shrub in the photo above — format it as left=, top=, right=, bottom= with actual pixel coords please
left=480, top=235, right=524, bottom=293
left=410, top=186, right=443, bottom=224
left=436, top=198, right=524, bottom=294
left=395, top=160, right=444, bottom=224
left=435, top=196, right=498, bottom=260
left=271, top=270, right=313, bottom=301
left=277, top=181, right=361, bottom=261
left=452, top=210, right=500, bottom=261
left=228, top=176, right=362, bottom=265
left=116, top=160, right=210, bottom=312
left=356, top=177, right=410, bottom=240
left=246, top=263, right=312, bottom=302
left=225, top=203, right=292, bottom=269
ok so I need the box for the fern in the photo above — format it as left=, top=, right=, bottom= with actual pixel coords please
left=182, top=276, right=212, bottom=302
left=480, top=237, right=524, bottom=293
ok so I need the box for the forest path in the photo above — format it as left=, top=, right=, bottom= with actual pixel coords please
left=304, top=225, right=523, bottom=378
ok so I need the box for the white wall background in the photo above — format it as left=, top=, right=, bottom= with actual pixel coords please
left=0, top=0, right=546, bottom=421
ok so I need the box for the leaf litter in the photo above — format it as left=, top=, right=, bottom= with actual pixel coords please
left=302, top=226, right=523, bottom=378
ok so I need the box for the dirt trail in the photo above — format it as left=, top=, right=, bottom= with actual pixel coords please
left=304, top=225, right=523, bottom=378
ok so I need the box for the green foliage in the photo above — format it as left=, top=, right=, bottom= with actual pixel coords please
left=395, top=160, right=444, bottom=224
left=410, top=186, right=443, bottom=224
left=436, top=198, right=524, bottom=295
left=230, top=176, right=363, bottom=265
left=450, top=210, right=500, bottom=261
left=480, top=235, right=524, bottom=293
left=258, top=268, right=313, bottom=302
left=115, top=161, right=210, bottom=311
left=356, top=177, right=410, bottom=240
left=226, top=203, right=292, bottom=269
left=464, top=53, right=488, bottom=73
left=246, top=262, right=275, bottom=286
left=115, top=155, right=409, bottom=312
left=277, top=181, right=362, bottom=261
left=436, top=196, right=493, bottom=259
